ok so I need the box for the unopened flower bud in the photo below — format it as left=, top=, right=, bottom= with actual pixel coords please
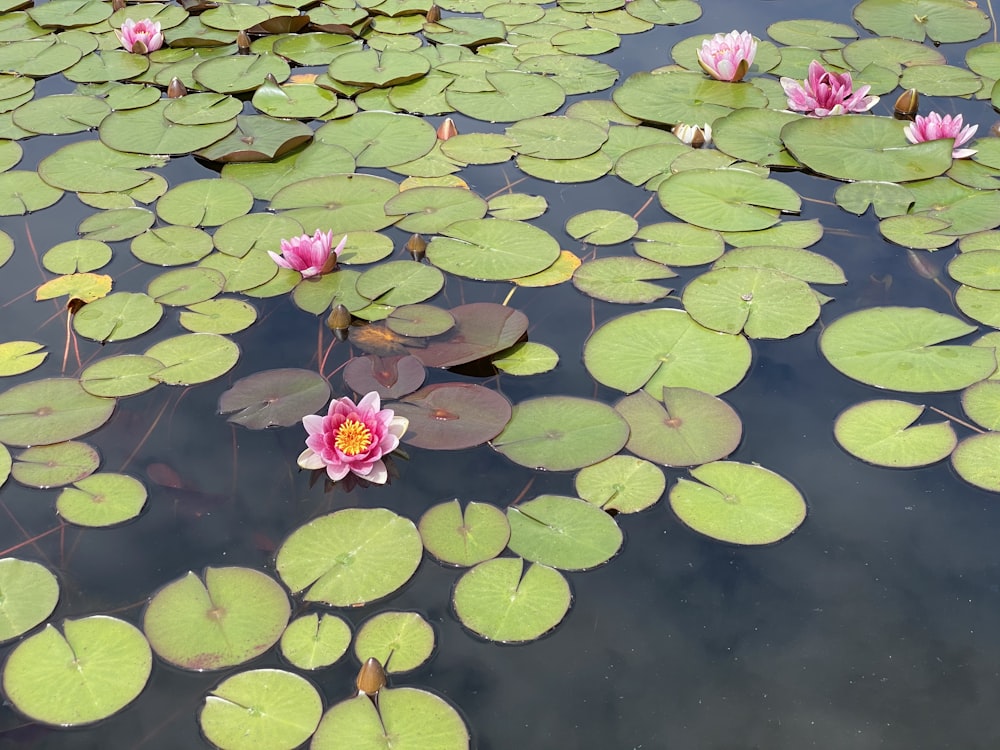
left=672, top=123, right=711, bottom=148
left=112, top=0, right=126, bottom=11
left=237, top=30, right=251, bottom=54
left=425, top=4, right=440, bottom=22
left=326, top=304, right=352, bottom=341
left=406, top=233, right=426, bottom=261
left=167, top=77, right=187, bottom=98
left=893, top=88, right=919, bottom=120
left=436, top=117, right=457, bottom=141
left=356, top=657, right=386, bottom=697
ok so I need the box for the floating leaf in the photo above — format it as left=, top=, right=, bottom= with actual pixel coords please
left=156, top=178, right=254, bottom=227
left=280, top=613, right=351, bottom=671
left=145, top=333, right=240, bottom=386
left=100, top=100, right=237, bottom=155
left=418, top=499, right=510, bottom=567
left=613, top=70, right=765, bottom=125
left=354, top=611, right=434, bottom=673
left=36, top=272, right=111, bottom=305
left=80, top=355, right=161, bottom=398
left=0, top=378, right=115, bottom=447
left=952, top=433, right=1000, bottom=492
left=492, top=342, right=558, bottom=375
left=670, top=461, right=806, bottom=545
left=143, top=567, right=290, bottom=671
left=0, top=340, right=46, bottom=377
left=390, top=383, right=512, bottom=450
left=574, top=455, right=665, bottom=514
left=633, top=222, right=724, bottom=267
left=73, top=292, right=163, bottom=343
left=218, top=368, right=331, bottom=429
left=3, top=616, right=151, bottom=726
left=658, top=168, right=801, bottom=232
left=446, top=70, right=565, bottom=123
left=314, top=111, right=435, bottom=168
left=833, top=400, right=957, bottom=468
left=573, top=257, right=674, bottom=304
left=57, top=472, right=147, bottom=527
left=962, top=380, right=1000, bottom=431
left=0, top=558, right=59, bottom=643
left=12, top=440, right=99, bottom=488
left=854, top=0, right=990, bottom=44
left=427, top=218, right=560, bottom=280
left=412, top=303, right=528, bottom=368
left=276, top=509, right=423, bottom=607
left=507, top=494, right=622, bottom=571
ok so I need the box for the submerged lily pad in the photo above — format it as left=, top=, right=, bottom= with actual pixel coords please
left=670, top=461, right=806, bottom=545
left=820, top=307, right=996, bottom=392
left=218, top=368, right=330, bottom=429
left=507, top=494, right=623, bottom=571
left=0, top=558, right=59, bottom=643
left=0, top=378, right=115, bottom=447
left=276, top=509, right=422, bottom=607
left=492, top=396, right=629, bottom=471
left=834, top=400, right=957, bottom=468
left=3, top=616, right=151, bottom=726
left=418, top=499, right=510, bottom=567
left=143, top=567, right=290, bottom=671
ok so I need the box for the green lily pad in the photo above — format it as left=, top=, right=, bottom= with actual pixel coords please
left=491, top=341, right=558, bottom=375
left=354, top=611, right=434, bottom=673
left=956, top=285, right=1000, bottom=328
left=80, top=354, right=162, bottom=398
left=0, top=558, right=59, bottom=642
left=670, top=461, right=807, bottom=545
left=767, top=18, right=858, bottom=49
left=200, top=669, right=323, bottom=750
left=682, top=266, right=821, bottom=339
left=899, top=63, right=983, bottom=97
left=221, top=142, right=355, bottom=202
left=390, top=383, right=512, bottom=450
left=583, top=308, right=752, bottom=396
left=834, top=399, right=957, bottom=468
left=0, top=378, right=115, bottom=447
left=144, top=333, right=240, bottom=386
left=156, top=178, right=254, bottom=227
left=613, top=70, right=766, bottom=126
left=314, top=111, right=435, bottom=168
left=276, top=508, right=423, bottom=607
left=962, top=380, right=1000, bottom=430
left=383, top=186, right=487, bottom=234
left=820, top=307, right=996, bottom=392
left=491, top=395, right=629, bottom=471
left=0, top=231, right=11, bottom=266
left=3, top=616, right=151, bottom=726
left=440, top=133, right=518, bottom=165
left=218, top=368, right=330, bottom=430
left=835, top=180, right=915, bottom=218
left=712, top=246, right=847, bottom=284
left=506, top=115, right=608, bottom=160
left=658, top=168, right=801, bottom=232
left=572, top=257, right=674, bottom=304
left=565, top=209, right=638, bottom=245
left=711, top=107, right=802, bottom=168
left=418, top=499, right=510, bottom=567
left=723, top=219, right=824, bottom=249
left=633, top=222, right=724, bottom=267
left=427, top=218, right=560, bottom=280
left=270, top=174, right=399, bottom=232
left=56, top=472, right=148, bottom=527
left=147, top=267, right=225, bottom=306
left=42, top=239, right=112, bottom=274
left=180, top=298, right=257, bottom=335
left=12, top=440, right=99, bottom=488
left=446, top=70, right=565, bottom=123
left=0, top=171, right=63, bottom=215
left=781, top=116, right=954, bottom=183
left=329, top=49, right=430, bottom=88
left=192, top=53, right=291, bottom=94
left=452, top=557, right=570, bottom=643
left=12, top=93, right=108, bottom=135
left=507, top=494, right=623, bottom=571
left=280, top=613, right=351, bottom=671
left=878, top=215, right=955, bottom=250
left=854, top=0, right=990, bottom=44
left=356, top=260, right=444, bottom=307
left=312, top=688, right=469, bottom=750
left=198, top=251, right=279, bottom=293
left=0, top=341, right=46, bottom=377
left=952, top=432, right=1000, bottom=492
left=615, top=387, right=742, bottom=467
left=0, top=444, right=8, bottom=489
left=948, top=249, right=1000, bottom=290
left=78, top=207, right=155, bottom=241
left=574, top=455, right=665, bottom=514
left=100, top=100, right=237, bottom=156
left=73, top=292, right=164, bottom=343
left=195, top=115, right=313, bottom=163
left=143, top=567, right=290, bottom=671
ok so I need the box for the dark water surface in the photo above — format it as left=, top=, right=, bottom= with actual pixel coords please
left=3, top=0, right=1000, bottom=748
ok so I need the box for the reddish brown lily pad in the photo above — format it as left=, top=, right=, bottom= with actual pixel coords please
left=343, top=355, right=426, bottom=400
left=218, top=368, right=330, bottom=429
left=411, top=303, right=528, bottom=368
left=389, top=383, right=512, bottom=450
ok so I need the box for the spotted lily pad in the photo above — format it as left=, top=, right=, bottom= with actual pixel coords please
left=834, top=400, right=957, bottom=468
left=143, top=567, right=290, bottom=671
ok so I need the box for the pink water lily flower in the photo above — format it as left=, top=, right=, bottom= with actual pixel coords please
left=697, top=30, right=756, bottom=83
left=781, top=60, right=879, bottom=117
left=115, top=18, right=164, bottom=54
left=904, top=112, right=978, bottom=159
left=268, top=231, right=346, bottom=278
left=298, top=392, right=409, bottom=485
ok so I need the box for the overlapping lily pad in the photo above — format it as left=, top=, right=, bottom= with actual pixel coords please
left=507, top=494, right=623, bottom=570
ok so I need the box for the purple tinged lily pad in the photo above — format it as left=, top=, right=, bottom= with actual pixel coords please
left=218, top=368, right=331, bottom=429
left=411, top=303, right=528, bottom=368
left=389, top=383, right=512, bottom=450
left=343, top=355, right=426, bottom=400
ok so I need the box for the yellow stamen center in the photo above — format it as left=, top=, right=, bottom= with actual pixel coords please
left=334, top=418, right=373, bottom=456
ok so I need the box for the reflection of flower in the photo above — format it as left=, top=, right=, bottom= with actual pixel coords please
left=673, top=123, right=712, bottom=148
left=781, top=61, right=879, bottom=117
left=268, top=231, right=346, bottom=278
left=697, top=30, right=756, bottom=83
left=904, top=112, right=978, bottom=159
left=115, top=19, right=164, bottom=54
left=298, top=392, right=409, bottom=484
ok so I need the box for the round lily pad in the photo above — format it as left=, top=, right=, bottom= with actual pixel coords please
left=833, top=399, right=957, bottom=468
left=418, top=499, right=510, bottom=567
left=179, top=298, right=257, bottom=335
left=574, top=455, right=665, bottom=514
left=144, top=333, right=241, bottom=386
left=452, top=557, right=570, bottom=643
left=0, top=171, right=63, bottom=215
left=670, top=461, right=807, bottom=545
left=0, top=378, right=115, bottom=447
left=73, top=292, right=164, bottom=343
left=507, top=494, right=623, bottom=571
left=0, top=341, right=46, bottom=377
left=492, top=396, right=629, bottom=471
left=147, top=267, right=226, bottom=306
left=11, top=440, right=99, bottom=488
left=3, top=616, right=151, bottom=726
left=56, top=472, right=147, bottom=527
left=314, top=111, right=435, bottom=168
left=143, top=567, right=290, bottom=671
left=312, top=688, right=469, bottom=750
left=427, top=218, right=561, bottom=281
left=131, top=226, right=215, bottom=266
left=633, top=222, right=725, bottom=267
left=218, top=368, right=330, bottom=430
left=355, top=260, right=444, bottom=307
left=42, top=239, right=111, bottom=274
left=390, top=383, right=512, bottom=450
left=948, top=249, right=1000, bottom=290
left=952, top=433, right=1000, bottom=492
left=410, top=303, right=528, bottom=368
left=0, top=558, right=59, bottom=643
left=820, top=307, right=997, bottom=392
left=342, top=355, right=426, bottom=401
left=354, top=611, right=434, bottom=673
left=854, top=0, right=990, bottom=44
left=584, top=308, right=752, bottom=396
left=80, top=355, right=162, bottom=398
left=280, top=613, right=351, bottom=671
left=506, top=115, right=608, bottom=160
left=37, top=140, right=165, bottom=193
left=100, top=100, right=237, bottom=155
left=491, top=342, right=558, bottom=375
left=156, top=178, right=254, bottom=228
left=276, top=508, right=423, bottom=607
left=446, top=70, right=565, bottom=122
left=383, top=186, right=487, bottom=234
left=200, top=669, right=323, bottom=750
left=613, top=70, right=766, bottom=126
left=572, top=257, right=674, bottom=304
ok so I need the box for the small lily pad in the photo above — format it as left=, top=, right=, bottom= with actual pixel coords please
left=670, top=461, right=807, bottom=545
left=12, top=440, right=99, bottom=488
left=574, top=455, right=665, bottom=514
left=280, top=613, right=351, bottom=671
left=833, top=399, right=957, bottom=468
left=56, top=472, right=148, bottom=527
left=354, top=611, right=434, bottom=673
left=0, top=558, right=59, bottom=643
left=0, top=341, right=46, bottom=377
left=491, top=342, right=559, bottom=375
left=143, top=567, right=290, bottom=671
left=418, top=499, right=510, bottom=567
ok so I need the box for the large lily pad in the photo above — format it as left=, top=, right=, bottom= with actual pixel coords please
left=507, top=494, right=623, bottom=570
left=834, top=400, right=957, bottom=468
left=658, top=168, right=801, bottom=232
left=0, top=378, right=115, bottom=447
left=427, top=218, right=561, bottom=281
left=390, top=383, right=512, bottom=450
left=613, top=70, right=766, bottom=126
left=218, top=368, right=330, bottom=429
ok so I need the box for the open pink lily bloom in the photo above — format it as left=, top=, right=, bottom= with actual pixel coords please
left=781, top=60, right=879, bottom=117
left=697, top=30, right=756, bottom=83
left=268, top=231, right=346, bottom=278
left=298, top=392, right=408, bottom=484
left=115, top=18, right=164, bottom=54
left=904, top=112, right=978, bottom=159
